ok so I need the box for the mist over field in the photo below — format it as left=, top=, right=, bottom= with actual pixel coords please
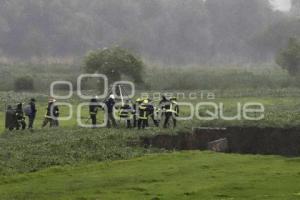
left=0, top=0, right=299, bottom=65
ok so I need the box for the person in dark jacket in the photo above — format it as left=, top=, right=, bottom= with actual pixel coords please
left=52, top=101, right=60, bottom=127
left=146, top=99, right=159, bottom=127
left=159, top=95, right=170, bottom=125
left=89, top=97, right=100, bottom=128
left=28, top=98, right=37, bottom=129
left=15, top=103, right=26, bottom=130
left=105, top=94, right=117, bottom=128
left=159, top=95, right=169, bottom=110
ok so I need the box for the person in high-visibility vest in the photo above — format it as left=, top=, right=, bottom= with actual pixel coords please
left=138, top=99, right=149, bottom=129
left=42, top=98, right=59, bottom=128
left=133, top=98, right=144, bottom=128
left=119, top=100, right=134, bottom=128
left=163, top=97, right=179, bottom=128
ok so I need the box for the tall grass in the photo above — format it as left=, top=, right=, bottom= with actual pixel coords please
left=1, top=63, right=299, bottom=91
left=145, top=65, right=300, bottom=90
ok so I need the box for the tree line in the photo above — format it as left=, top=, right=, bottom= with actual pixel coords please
left=0, top=0, right=299, bottom=65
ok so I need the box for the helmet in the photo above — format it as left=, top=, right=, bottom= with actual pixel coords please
left=136, top=98, right=142, bottom=103
left=109, top=94, right=115, bottom=99
left=143, top=99, right=149, bottom=104
left=31, top=98, right=36, bottom=102
left=49, top=97, right=56, bottom=103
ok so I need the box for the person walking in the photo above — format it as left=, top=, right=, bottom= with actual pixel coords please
left=42, top=98, right=59, bottom=128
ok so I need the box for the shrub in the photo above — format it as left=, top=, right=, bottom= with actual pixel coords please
left=84, top=47, right=144, bottom=84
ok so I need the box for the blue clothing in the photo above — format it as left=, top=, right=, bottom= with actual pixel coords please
left=105, top=98, right=115, bottom=113
left=29, top=101, right=37, bottom=117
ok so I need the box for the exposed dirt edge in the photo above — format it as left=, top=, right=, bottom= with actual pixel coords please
left=141, top=127, right=300, bottom=156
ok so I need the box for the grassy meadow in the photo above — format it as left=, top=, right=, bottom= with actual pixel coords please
left=0, top=88, right=299, bottom=132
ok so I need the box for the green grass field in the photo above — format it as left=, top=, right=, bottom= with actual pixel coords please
left=1, top=151, right=300, bottom=200
left=1, top=88, right=300, bottom=132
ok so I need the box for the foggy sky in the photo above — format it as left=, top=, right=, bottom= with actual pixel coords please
left=270, top=0, right=291, bottom=11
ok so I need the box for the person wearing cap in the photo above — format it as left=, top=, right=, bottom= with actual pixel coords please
left=42, top=98, right=59, bottom=128
left=105, top=94, right=117, bottom=128
left=15, top=103, right=26, bottom=130
left=28, top=98, right=37, bottom=129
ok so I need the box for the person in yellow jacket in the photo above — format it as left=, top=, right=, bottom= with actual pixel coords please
left=163, top=97, right=179, bottom=128
left=138, top=99, right=149, bottom=129
left=133, top=98, right=144, bottom=128
left=42, top=98, right=59, bottom=128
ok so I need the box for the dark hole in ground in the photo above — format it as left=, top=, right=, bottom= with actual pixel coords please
left=141, top=127, right=300, bottom=157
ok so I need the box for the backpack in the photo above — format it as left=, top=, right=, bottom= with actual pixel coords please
left=23, top=104, right=32, bottom=116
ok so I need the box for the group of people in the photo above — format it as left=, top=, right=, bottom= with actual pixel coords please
left=5, top=97, right=59, bottom=131
left=5, top=94, right=179, bottom=131
left=89, top=94, right=179, bottom=129
left=5, top=98, right=37, bottom=131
